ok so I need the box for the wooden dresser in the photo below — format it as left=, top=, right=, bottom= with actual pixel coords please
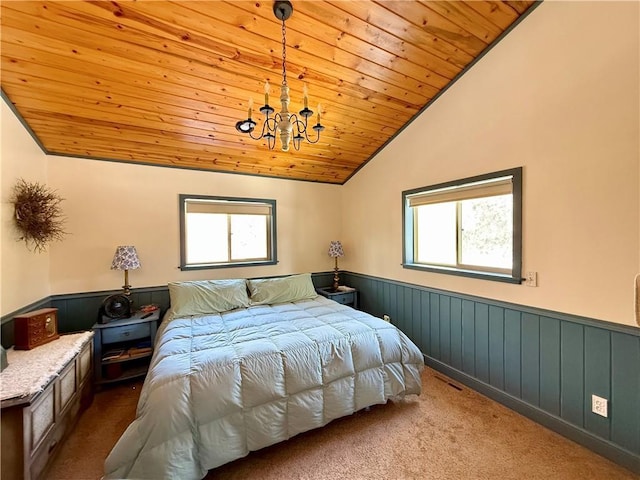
left=1, top=332, right=93, bottom=480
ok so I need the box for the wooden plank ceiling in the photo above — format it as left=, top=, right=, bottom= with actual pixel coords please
left=1, top=1, right=537, bottom=184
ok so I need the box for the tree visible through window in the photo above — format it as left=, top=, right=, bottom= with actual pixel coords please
left=403, top=168, right=522, bottom=283
left=460, top=195, right=512, bottom=270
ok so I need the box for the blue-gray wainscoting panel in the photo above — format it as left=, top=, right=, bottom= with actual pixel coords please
left=611, top=332, right=640, bottom=455
left=1, top=272, right=335, bottom=349
left=449, top=298, right=463, bottom=371
left=539, top=316, right=561, bottom=416
left=461, top=299, right=475, bottom=377
left=3, top=271, right=638, bottom=472
left=584, top=326, right=611, bottom=440
left=560, top=321, right=585, bottom=427
left=488, top=305, right=505, bottom=391
left=504, top=309, right=522, bottom=399
left=521, top=313, right=540, bottom=407
left=342, top=272, right=640, bottom=474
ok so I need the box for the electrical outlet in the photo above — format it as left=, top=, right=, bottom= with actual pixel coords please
left=525, top=271, right=538, bottom=287
left=592, top=394, right=608, bottom=417
left=383, top=314, right=391, bottom=323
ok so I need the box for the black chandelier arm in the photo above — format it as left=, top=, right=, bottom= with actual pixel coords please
left=266, top=113, right=282, bottom=150
left=291, top=113, right=324, bottom=145
left=246, top=114, right=278, bottom=141
left=237, top=110, right=323, bottom=151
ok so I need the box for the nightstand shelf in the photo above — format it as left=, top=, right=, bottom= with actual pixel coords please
left=98, top=364, right=150, bottom=385
left=102, top=351, right=153, bottom=365
left=92, top=309, right=160, bottom=386
left=316, top=286, right=358, bottom=308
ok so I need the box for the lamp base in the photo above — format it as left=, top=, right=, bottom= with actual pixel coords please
left=122, top=269, right=134, bottom=308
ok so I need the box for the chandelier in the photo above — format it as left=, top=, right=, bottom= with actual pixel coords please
left=235, top=1, right=324, bottom=152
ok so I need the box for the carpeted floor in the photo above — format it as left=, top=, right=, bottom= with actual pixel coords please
left=46, top=367, right=637, bottom=480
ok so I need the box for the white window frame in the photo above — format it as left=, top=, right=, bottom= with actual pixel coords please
left=402, top=168, right=522, bottom=284
left=179, top=194, right=277, bottom=270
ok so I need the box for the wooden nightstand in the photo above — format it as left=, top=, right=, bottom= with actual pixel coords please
left=316, top=286, right=358, bottom=309
left=92, top=309, right=160, bottom=386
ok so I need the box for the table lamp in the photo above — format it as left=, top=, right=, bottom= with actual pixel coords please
left=111, top=245, right=141, bottom=296
left=328, top=240, right=344, bottom=291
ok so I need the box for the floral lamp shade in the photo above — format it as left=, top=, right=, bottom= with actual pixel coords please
left=111, top=245, right=140, bottom=296
left=111, top=246, right=141, bottom=270
left=328, top=241, right=344, bottom=258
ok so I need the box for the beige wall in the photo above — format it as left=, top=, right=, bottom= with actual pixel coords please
left=2, top=2, right=638, bottom=328
left=1, top=101, right=51, bottom=314
left=45, top=157, right=342, bottom=295
left=1, top=102, right=342, bottom=313
left=341, top=1, right=640, bottom=327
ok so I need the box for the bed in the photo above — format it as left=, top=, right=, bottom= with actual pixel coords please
left=104, top=274, right=424, bottom=479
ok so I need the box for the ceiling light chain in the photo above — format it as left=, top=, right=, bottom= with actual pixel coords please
left=281, top=15, right=287, bottom=87
left=235, top=0, right=324, bottom=152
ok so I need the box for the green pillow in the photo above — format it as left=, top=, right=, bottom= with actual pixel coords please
left=248, top=273, right=318, bottom=305
left=168, top=279, right=249, bottom=317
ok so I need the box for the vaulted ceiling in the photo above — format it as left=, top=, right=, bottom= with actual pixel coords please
left=1, top=1, right=537, bottom=184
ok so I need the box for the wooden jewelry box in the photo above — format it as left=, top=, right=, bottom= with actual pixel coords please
left=14, top=308, right=60, bottom=350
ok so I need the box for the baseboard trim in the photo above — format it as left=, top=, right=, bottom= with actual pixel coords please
left=425, top=356, right=640, bottom=474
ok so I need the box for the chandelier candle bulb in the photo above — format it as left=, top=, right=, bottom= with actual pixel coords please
left=303, top=84, right=308, bottom=109
left=264, top=81, right=270, bottom=105
left=248, top=97, right=253, bottom=119
left=317, top=103, right=321, bottom=124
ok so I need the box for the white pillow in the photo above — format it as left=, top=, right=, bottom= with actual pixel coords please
left=247, top=273, right=318, bottom=305
left=168, top=279, right=249, bottom=317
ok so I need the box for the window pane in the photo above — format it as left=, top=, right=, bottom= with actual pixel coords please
left=185, top=213, right=228, bottom=264
left=403, top=168, right=521, bottom=283
left=230, top=214, right=268, bottom=260
left=180, top=195, right=276, bottom=270
left=460, top=195, right=512, bottom=269
left=415, top=202, right=457, bottom=265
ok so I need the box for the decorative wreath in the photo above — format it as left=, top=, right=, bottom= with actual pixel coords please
left=11, top=179, right=67, bottom=252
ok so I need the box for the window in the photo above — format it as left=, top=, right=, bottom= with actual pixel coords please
left=179, top=195, right=276, bottom=270
left=403, top=168, right=522, bottom=283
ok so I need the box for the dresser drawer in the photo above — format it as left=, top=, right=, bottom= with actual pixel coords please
left=102, top=322, right=150, bottom=344
left=316, top=287, right=358, bottom=309
left=78, top=342, right=92, bottom=382
left=331, top=292, right=355, bottom=305
left=30, top=394, right=78, bottom=480
left=58, top=361, right=77, bottom=415
left=28, top=384, right=55, bottom=454
left=30, top=417, right=63, bottom=480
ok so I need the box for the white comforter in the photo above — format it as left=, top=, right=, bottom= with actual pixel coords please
left=105, top=296, right=424, bottom=479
